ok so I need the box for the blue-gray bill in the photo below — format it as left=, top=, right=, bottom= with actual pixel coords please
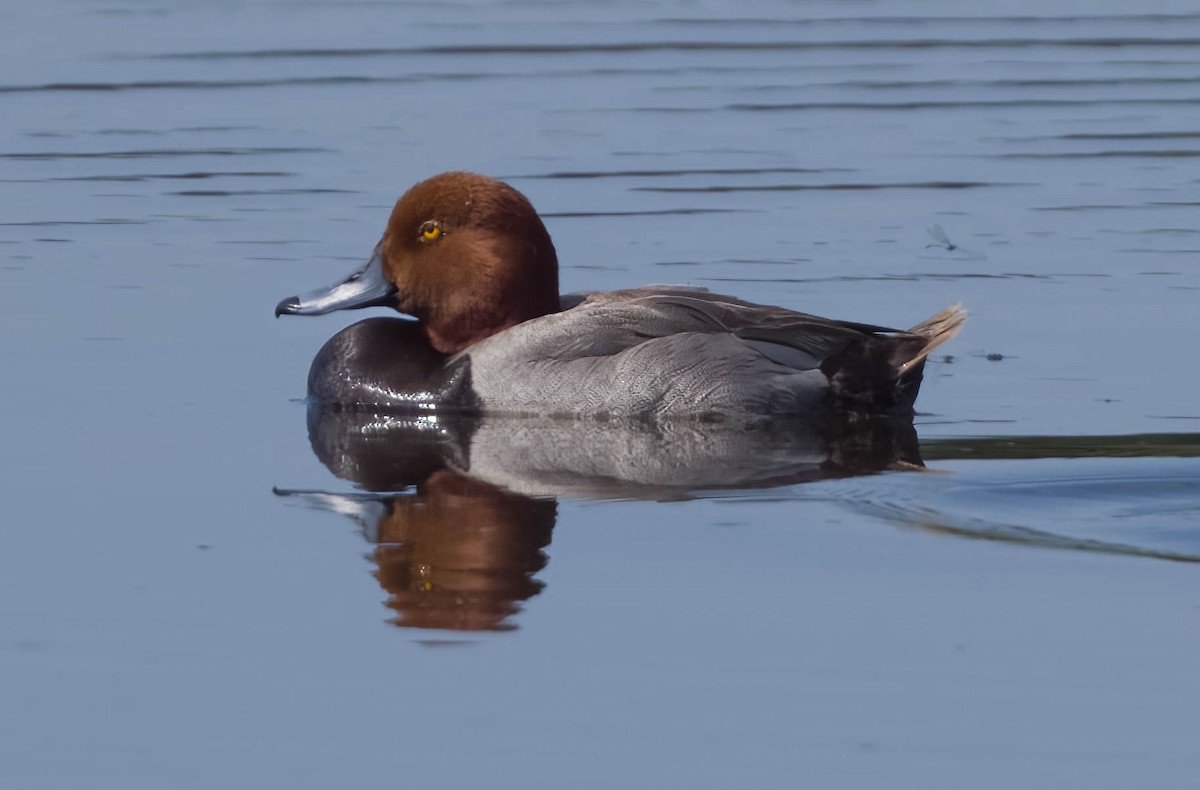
left=275, top=242, right=397, bottom=317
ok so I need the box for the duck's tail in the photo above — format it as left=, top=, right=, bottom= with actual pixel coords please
left=896, top=304, right=968, bottom=375
left=822, top=303, right=966, bottom=413
left=892, top=303, right=967, bottom=407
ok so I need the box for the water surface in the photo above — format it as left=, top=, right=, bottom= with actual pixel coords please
left=2, top=1, right=1198, bottom=788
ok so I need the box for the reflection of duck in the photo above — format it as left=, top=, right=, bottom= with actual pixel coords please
left=306, top=402, right=923, bottom=502
left=372, top=470, right=554, bottom=631
left=277, top=171, right=964, bottom=418
left=283, top=470, right=553, bottom=632
left=279, top=381, right=925, bottom=630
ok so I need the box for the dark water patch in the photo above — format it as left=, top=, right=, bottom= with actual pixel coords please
left=724, top=257, right=814, bottom=264
left=910, top=419, right=1024, bottom=428
left=1148, top=200, right=1200, bottom=206
left=140, top=214, right=238, bottom=224
left=94, top=125, right=260, bottom=135
left=699, top=274, right=932, bottom=285
left=1033, top=203, right=1149, bottom=211
left=17, top=65, right=1084, bottom=97
left=746, top=76, right=1200, bottom=91
left=0, top=76, right=437, bottom=94
left=0, top=147, right=326, bottom=161
left=1100, top=227, right=1200, bottom=234
left=1093, top=58, right=1200, bottom=66
left=635, top=181, right=1015, bottom=193
left=923, top=432, right=1200, bottom=460
left=997, top=130, right=1200, bottom=142
left=34, top=238, right=73, bottom=243
left=1147, top=415, right=1200, bottom=421
left=4, top=68, right=751, bottom=97
left=414, top=639, right=477, bottom=649
left=541, top=208, right=748, bottom=218
left=614, top=146, right=803, bottom=158
left=217, top=239, right=314, bottom=245
left=627, top=107, right=711, bottom=115
left=656, top=14, right=1200, bottom=27
left=167, top=188, right=354, bottom=197
left=992, top=149, right=1200, bottom=159
left=93, top=128, right=163, bottom=136
left=46, top=171, right=294, bottom=183
left=146, top=38, right=1200, bottom=62
left=653, top=260, right=701, bottom=266
left=699, top=271, right=1106, bottom=285
left=726, top=97, right=1200, bottom=112
left=0, top=219, right=146, bottom=226
left=177, top=125, right=260, bottom=132
left=510, top=166, right=851, bottom=180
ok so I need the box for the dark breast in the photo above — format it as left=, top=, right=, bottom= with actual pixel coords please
left=306, top=317, right=476, bottom=410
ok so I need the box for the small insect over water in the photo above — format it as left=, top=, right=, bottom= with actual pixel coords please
left=924, top=224, right=987, bottom=261
left=926, top=224, right=957, bottom=251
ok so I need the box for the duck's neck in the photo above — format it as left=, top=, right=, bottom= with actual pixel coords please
left=421, top=272, right=561, bottom=355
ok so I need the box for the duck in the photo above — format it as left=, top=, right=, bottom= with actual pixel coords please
left=276, top=171, right=965, bottom=419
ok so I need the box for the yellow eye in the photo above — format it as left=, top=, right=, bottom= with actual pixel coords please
left=419, top=221, right=442, bottom=242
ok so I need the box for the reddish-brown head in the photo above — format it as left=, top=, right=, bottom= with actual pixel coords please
left=276, top=172, right=561, bottom=354
left=380, top=172, right=560, bottom=353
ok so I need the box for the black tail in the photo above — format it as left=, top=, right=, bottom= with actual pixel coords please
left=824, top=304, right=966, bottom=412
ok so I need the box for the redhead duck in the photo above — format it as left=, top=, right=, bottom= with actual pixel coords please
left=276, top=171, right=964, bottom=418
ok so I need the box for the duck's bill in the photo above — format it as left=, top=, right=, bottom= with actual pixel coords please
left=275, top=243, right=398, bottom=317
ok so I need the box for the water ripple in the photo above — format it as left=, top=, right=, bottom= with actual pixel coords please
left=992, top=149, right=1200, bottom=159
left=0, top=147, right=327, bottom=161
left=725, top=97, right=1200, bottom=111
left=541, top=208, right=748, bottom=219
left=144, top=38, right=1200, bottom=61
left=509, top=166, right=852, bottom=180
left=635, top=181, right=1019, bottom=193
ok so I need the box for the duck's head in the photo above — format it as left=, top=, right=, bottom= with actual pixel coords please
left=276, top=171, right=560, bottom=353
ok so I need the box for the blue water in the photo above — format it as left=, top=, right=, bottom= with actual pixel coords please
left=1, top=2, right=1198, bottom=787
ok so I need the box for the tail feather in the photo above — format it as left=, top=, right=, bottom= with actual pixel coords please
left=896, top=303, right=968, bottom=376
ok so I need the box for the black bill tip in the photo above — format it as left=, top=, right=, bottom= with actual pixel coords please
left=275, top=296, right=300, bottom=318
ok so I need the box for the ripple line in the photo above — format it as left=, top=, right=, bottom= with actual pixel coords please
left=145, top=38, right=1200, bottom=61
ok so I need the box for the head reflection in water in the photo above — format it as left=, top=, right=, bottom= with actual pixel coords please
left=280, top=410, right=560, bottom=632
left=371, top=470, right=554, bottom=631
